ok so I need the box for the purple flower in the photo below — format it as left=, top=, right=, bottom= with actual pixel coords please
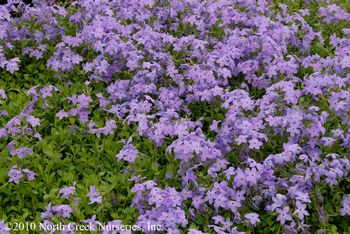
left=41, top=203, right=54, bottom=219
left=26, top=85, right=40, bottom=97
left=87, top=186, right=103, bottom=204
left=244, top=213, right=260, bottom=226
left=249, top=138, right=263, bottom=150
left=26, top=116, right=41, bottom=127
left=321, top=137, right=335, bottom=146
left=276, top=206, right=292, bottom=225
left=22, top=168, right=36, bottom=181
left=4, top=58, right=20, bottom=73
left=47, top=47, right=83, bottom=72
left=59, top=185, right=76, bottom=199
left=116, top=139, right=138, bottom=163
left=56, top=110, right=69, bottom=120
left=81, top=215, right=99, bottom=231
left=245, top=168, right=258, bottom=186
left=340, top=195, right=350, bottom=216
left=0, top=89, right=6, bottom=99
left=188, top=229, right=205, bottom=234
left=0, top=110, right=8, bottom=116
left=0, top=220, right=10, bottom=234
left=293, top=201, right=309, bottom=220
left=52, top=204, right=73, bottom=218
left=8, top=165, right=23, bottom=184
left=34, top=133, right=43, bottom=141
left=40, top=87, right=53, bottom=99
left=235, top=135, right=248, bottom=145
left=233, top=168, right=247, bottom=188
left=8, top=143, right=33, bottom=159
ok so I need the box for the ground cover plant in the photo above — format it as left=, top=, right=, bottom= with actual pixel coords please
left=0, top=0, right=350, bottom=233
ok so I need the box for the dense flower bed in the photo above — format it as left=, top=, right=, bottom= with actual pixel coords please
left=1, top=0, right=350, bottom=233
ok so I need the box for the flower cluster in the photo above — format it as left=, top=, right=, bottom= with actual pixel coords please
left=0, top=0, right=350, bottom=233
